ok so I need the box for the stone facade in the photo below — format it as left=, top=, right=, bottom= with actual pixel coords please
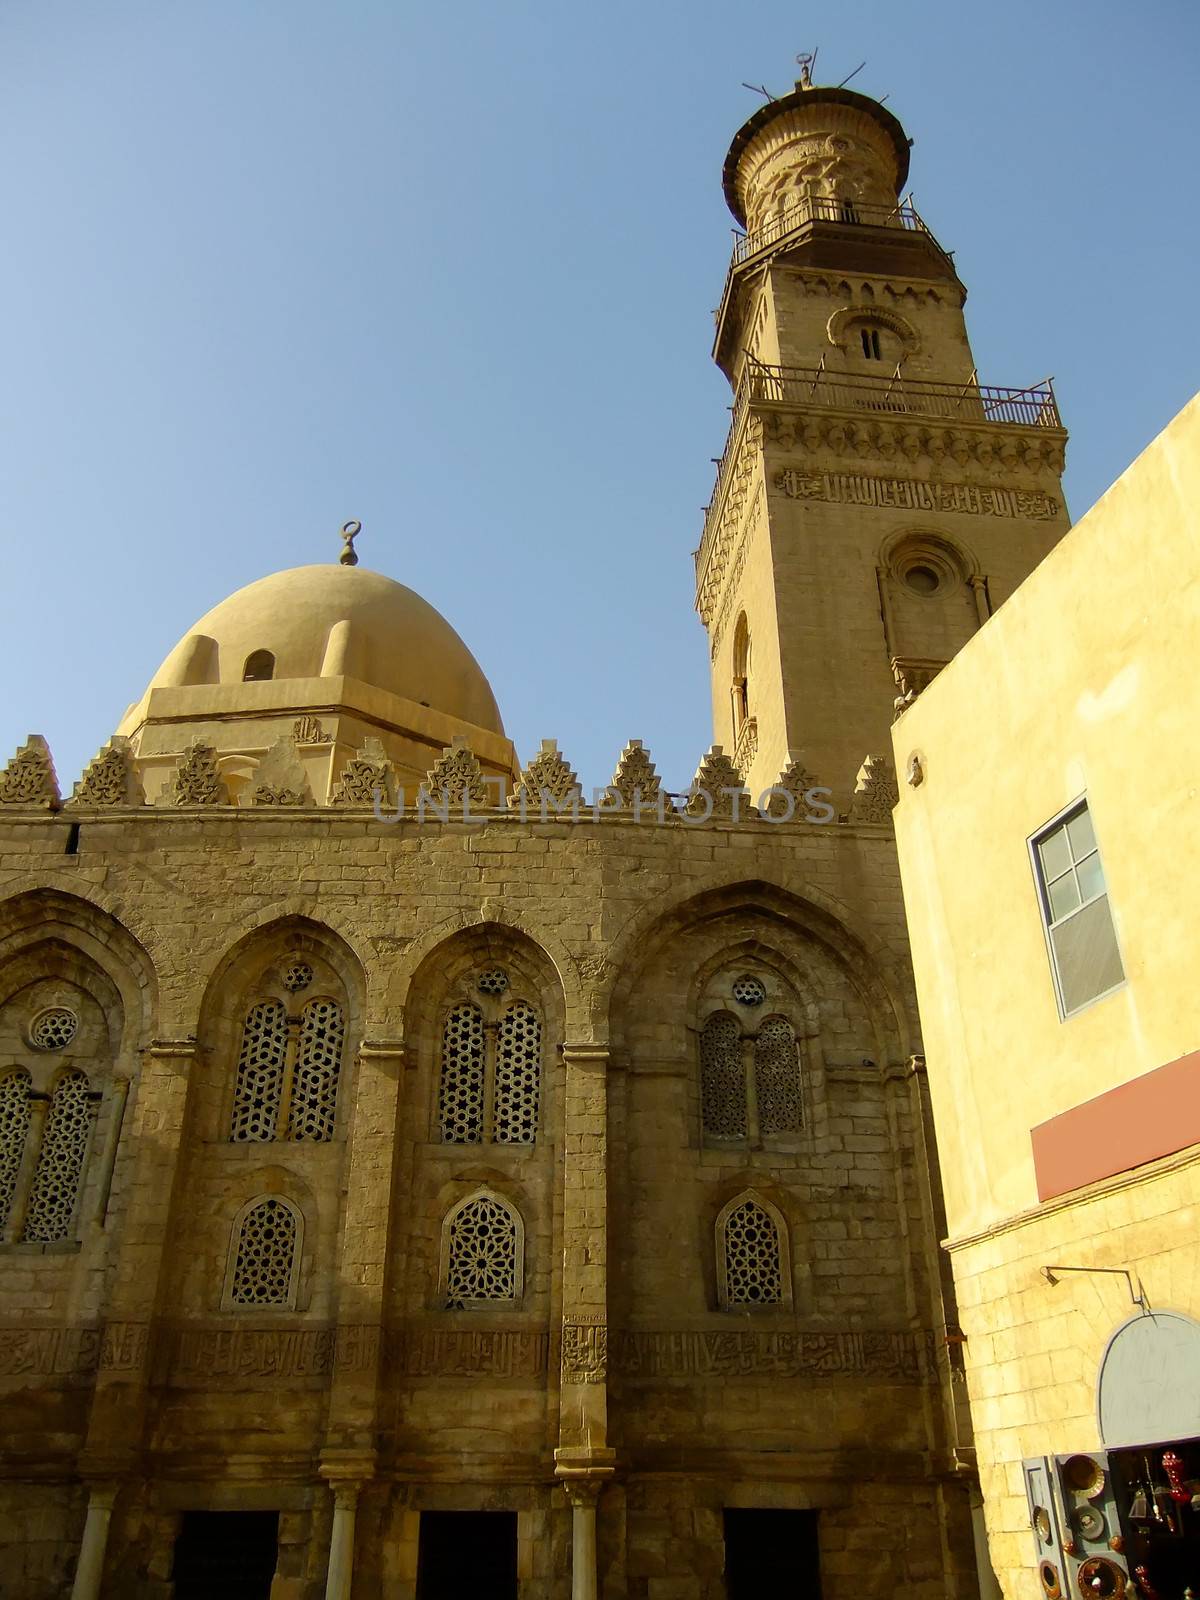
left=0, top=69, right=1077, bottom=1600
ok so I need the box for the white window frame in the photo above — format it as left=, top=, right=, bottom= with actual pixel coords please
left=1028, top=796, right=1126, bottom=1021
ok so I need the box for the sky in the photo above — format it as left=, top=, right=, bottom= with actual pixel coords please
left=1, top=0, right=1197, bottom=796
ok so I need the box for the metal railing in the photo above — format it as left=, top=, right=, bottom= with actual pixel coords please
left=731, top=196, right=931, bottom=269
left=747, top=361, right=1062, bottom=428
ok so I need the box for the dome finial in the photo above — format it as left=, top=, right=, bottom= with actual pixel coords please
left=339, top=520, right=361, bottom=567
left=795, top=50, right=816, bottom=90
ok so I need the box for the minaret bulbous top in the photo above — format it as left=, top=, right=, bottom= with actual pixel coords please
left=722, top=81, right=913, bottom=237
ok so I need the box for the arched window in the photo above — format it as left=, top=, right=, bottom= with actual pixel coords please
left=441, top=1191, right=523, bottom=1308
left=699, top=997, right=804, bottom=1145
left=229, top=989, right=345, bottom=1144
left=731, top=614, right=751, bottom=734
left=860, top=325, right=883, bottom=360
left=700, top=1013, right=745, bottom=1140
left=716, top=1193, right=789, bottom=1310
left=753, top=1017, right=803, bottom=1135
left=0, top=1070, right=31, bottom=1231
left=23, top=1070, right=94, bottom=1243
left=437, top=980, right=542, bottom=1146
left=242, top=650, right=275, bottom=682
left=224, top=1195, right=301, bottom=1309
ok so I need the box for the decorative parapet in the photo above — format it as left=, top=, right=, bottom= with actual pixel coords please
left=0, top=735, right=61, bottom=809
left=424, top=736, right=491, bottom=809
left=251, top=738, right=313, bottom=806
left=510, top=739, right=582, bottom=810
left=732, top=716, right=758, bottom=780
left=687, top=746, right=752, bottom=819
left=608, top=739, right=664, bottom=808
left=170, top=741, right=227, bottom=806
left=848, top=754, right=899, bottom=823
left=68, top=737, right=144, bottom=807
left=764, top=751, right=822, bottom=818
left=330, top=738, right=396, bottom=808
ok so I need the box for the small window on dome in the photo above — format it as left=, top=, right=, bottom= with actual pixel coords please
left=243, top=650, right=275, bottom=682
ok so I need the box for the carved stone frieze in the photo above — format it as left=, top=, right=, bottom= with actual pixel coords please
left=773, top=464, right=1061, bottom=518
left=388, top=1329, right=550, bottom=1379
left=615, top=1328, right=934, bottom=1382
left=164, top=1325, right=334, bottom=1383
left=0, top=1325, right=101, bottom=1376
left=697, top=416, right=763, bottom=628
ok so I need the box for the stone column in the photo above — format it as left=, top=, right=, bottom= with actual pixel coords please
left=555, top=1043, right=616, bottom=1591
left=322, top=1480, right=362, bottom=1600
left=78, top=1038, right=196, bottom=1474
left=318, top=1036, right=405, bottom=1464
left=561, top=1479, right=604, bottom=1600
left=69, top=1483, right=118, bottom=1600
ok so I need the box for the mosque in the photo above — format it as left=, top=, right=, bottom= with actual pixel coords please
left=0, top=66, right=1072, bottom=1600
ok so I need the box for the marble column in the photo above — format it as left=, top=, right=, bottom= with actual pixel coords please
left=323, top=1481, right=361, bottom=1600
left=69, top=1484, right=118, bottom=1600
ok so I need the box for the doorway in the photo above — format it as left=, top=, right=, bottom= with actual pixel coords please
left=171, top=1510, right=279, bottom=1599
left=723, top=1508, right=822, bottom=1598
left=416, top=1510, right=519, bottom=1599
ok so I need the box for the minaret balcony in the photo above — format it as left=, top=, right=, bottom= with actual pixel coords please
left=731, top=196, right=940, bottom=271
left=745, top=361, right=1062, bottom=429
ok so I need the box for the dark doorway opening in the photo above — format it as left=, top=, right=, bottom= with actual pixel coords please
left=724, top=1508, right=822, bottom=1598
left=1110, top=1436, right=1200, bottom=1593
left=171, top=1510, right=279, bottom=1600
left=416, top=1510, right=519, bottom=1600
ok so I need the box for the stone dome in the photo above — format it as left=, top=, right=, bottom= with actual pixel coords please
left=141, top=563, right=504, bottom=734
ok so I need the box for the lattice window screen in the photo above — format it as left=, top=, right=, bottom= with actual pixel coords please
left=229, top=1197, right=298, bottom=1306
left=493, top=1002, right=540, bottom=1144
left=288, top=999, right=344, bottom=1141
left=231, top=1000, right=287, bottom=1141
left=754, top=1017, right=803, bottom=1134
left=23, top=1071, right=92, bottom=1243
left=439, top=1003, right=485, bottom=1143
left=0, top=1071, right=31, bottom=1230
left=700, top=1013, right=746, bottom=1138
left=445, top=1194, right=518, bottom=1306
left=722, top=1199, right=783, bottom=1307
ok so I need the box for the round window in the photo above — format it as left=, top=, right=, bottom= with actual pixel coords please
left=905, top=564, right=940, bottom=595
left=282, top=960, right=314, bottom=993
left=732, top=975, right=766, bottom=1006
left=29, top=1006, right=79, bottom=1051
left=477, top=968, right=509, bottom=996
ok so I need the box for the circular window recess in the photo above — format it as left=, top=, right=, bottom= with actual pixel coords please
left=904, top=563, right=941, bottom=595
left=732, top=975, right=766, bottom=1006
left=477, top=968, right=509, bottom=996
left=282, top=960, right=314, bottom=993
left=29, top=1006, right=79, bottom=1051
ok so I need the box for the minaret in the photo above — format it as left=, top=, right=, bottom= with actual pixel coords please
left=697, top=66, right=1070, bottom=801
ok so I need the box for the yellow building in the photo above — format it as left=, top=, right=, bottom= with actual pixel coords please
left=892, top=396, right=1200, bottom=1600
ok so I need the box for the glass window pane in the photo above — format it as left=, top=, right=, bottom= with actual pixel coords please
left=1052, top=895, right=1124, bottom=1014
left=1075, top=852, right=1105, bottom=904
left=1048, top=871, right=1081, bottom=922
left=1066, top=807, right=1096, bottom=861
left=1038, top=825, right=1072, bottom=882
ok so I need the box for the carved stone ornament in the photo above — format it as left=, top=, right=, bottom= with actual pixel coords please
left=251, top=738, right=313, bottom=807
left=608, top=738, right=664, bottom=807
left=765, top=752, right=822, bottom=818
left=292, top=715, right=331, bottom=745
left=0, top=734, right=61, bottom=809
left=510, top=739, right=582, bottom=809
left=69, top=736, right=145, bottom=808
left=687, top=746, right=753, bottom=819
left=330, top=738, right=396, bottom=808
left=170, top=741, right=227, bottom=806
left=849, top=754, right=899, bottom=823
left=424, top=736, right=491, bottom=808
left=561, top=1317, right=608, bottom=1385
left=576, top=952, right=615, bottom=986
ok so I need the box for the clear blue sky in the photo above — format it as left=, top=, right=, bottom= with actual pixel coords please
left=2, top=0, right=1196, bottom=795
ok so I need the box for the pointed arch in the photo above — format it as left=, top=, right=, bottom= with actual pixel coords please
left=223, top=1193, right=303, bottom=1310
left=715, top=1189, right=791, bottom=1311
left=439, top=1187, right=524, bottom=1309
